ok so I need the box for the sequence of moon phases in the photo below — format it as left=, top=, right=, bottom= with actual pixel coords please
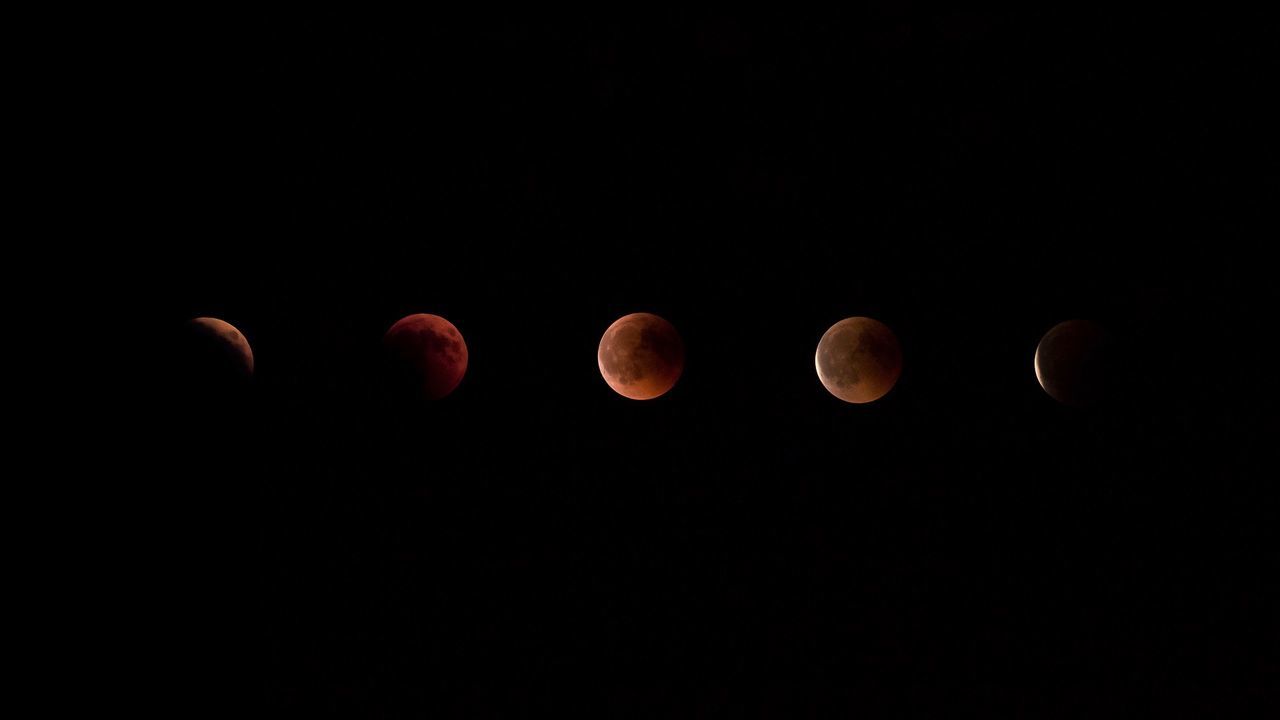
left=815, top=316, right=902, bottom=404
left=598, top=312, right=685, bottom=400
left=184, top=317, right=254, bottom=379
left=180, top=315, right=1112, bottom=409
left=1035, top=319, right=1109, bottom=407
left=383, top=313, right=469, bottom=400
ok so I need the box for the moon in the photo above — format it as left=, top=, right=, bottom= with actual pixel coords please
left=815, top=316, right=902, bottom=403
left=383, top=313, right=468, bottom=400
left=598, top=313, right=685, bottom=400
left=185, top=317, right=254, bottom=378
left=1035, top=319, right=1109, bottom=407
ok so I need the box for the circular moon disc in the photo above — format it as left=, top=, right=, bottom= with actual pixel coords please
left=384, top=313, right=468, bottom=400
left=815, top=316, right=902, bottom=404
left=1034, top=319, right=1108, bottom=407
left=186, top=317, right=254, bottom=377
left=598, top=312, right=685, bottom=400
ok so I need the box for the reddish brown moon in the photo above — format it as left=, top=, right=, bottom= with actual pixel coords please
left=598, top=312, right=685, bottom=400
left=187, top=317, right=254, bottom=377
left=815, top=316, right=902, bottom=403
left=383, top=313, right=468, bottom=400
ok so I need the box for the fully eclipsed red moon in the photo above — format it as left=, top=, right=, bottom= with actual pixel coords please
left=815, top=316, right=902, bottom=403
left=598, top=312, right=685, bottom=400
left=383, top=313, right=468, bottom=400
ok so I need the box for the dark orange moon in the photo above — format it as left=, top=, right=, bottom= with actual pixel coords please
left=1035, top=319, right=1109, bottom=407
left=187, top=317, right=254, bottom=377
left=598, top=312, right=685, bottom=400
left=815, top=316, right=902, bottom=403
left=383, top=314, right=468, bottom=400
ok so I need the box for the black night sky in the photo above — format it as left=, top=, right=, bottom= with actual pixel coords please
left=153, top=10, right=1274, bottom=715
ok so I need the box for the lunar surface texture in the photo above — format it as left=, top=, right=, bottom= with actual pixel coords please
left=598, top=312, right=685, bottom=400
left=815, top=316, right=902, bottom=404
left=384, top=313, right=469, bottom=400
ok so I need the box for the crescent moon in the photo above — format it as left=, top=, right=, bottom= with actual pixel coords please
left=188, top=317, right=254, bottom=377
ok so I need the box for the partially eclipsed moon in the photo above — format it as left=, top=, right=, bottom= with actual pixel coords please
left=188, top=317, right=254, bottom=377
left=384, top=313, right=468, bottom=400
left=598, top=312, right=684, bottom=400
left=1034, top=319, right=1108, bottom=407
left=815, top=316, right=902, bottom=403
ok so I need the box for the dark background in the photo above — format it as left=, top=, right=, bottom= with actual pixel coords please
left=153, top=9, right=1274, bottom=715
